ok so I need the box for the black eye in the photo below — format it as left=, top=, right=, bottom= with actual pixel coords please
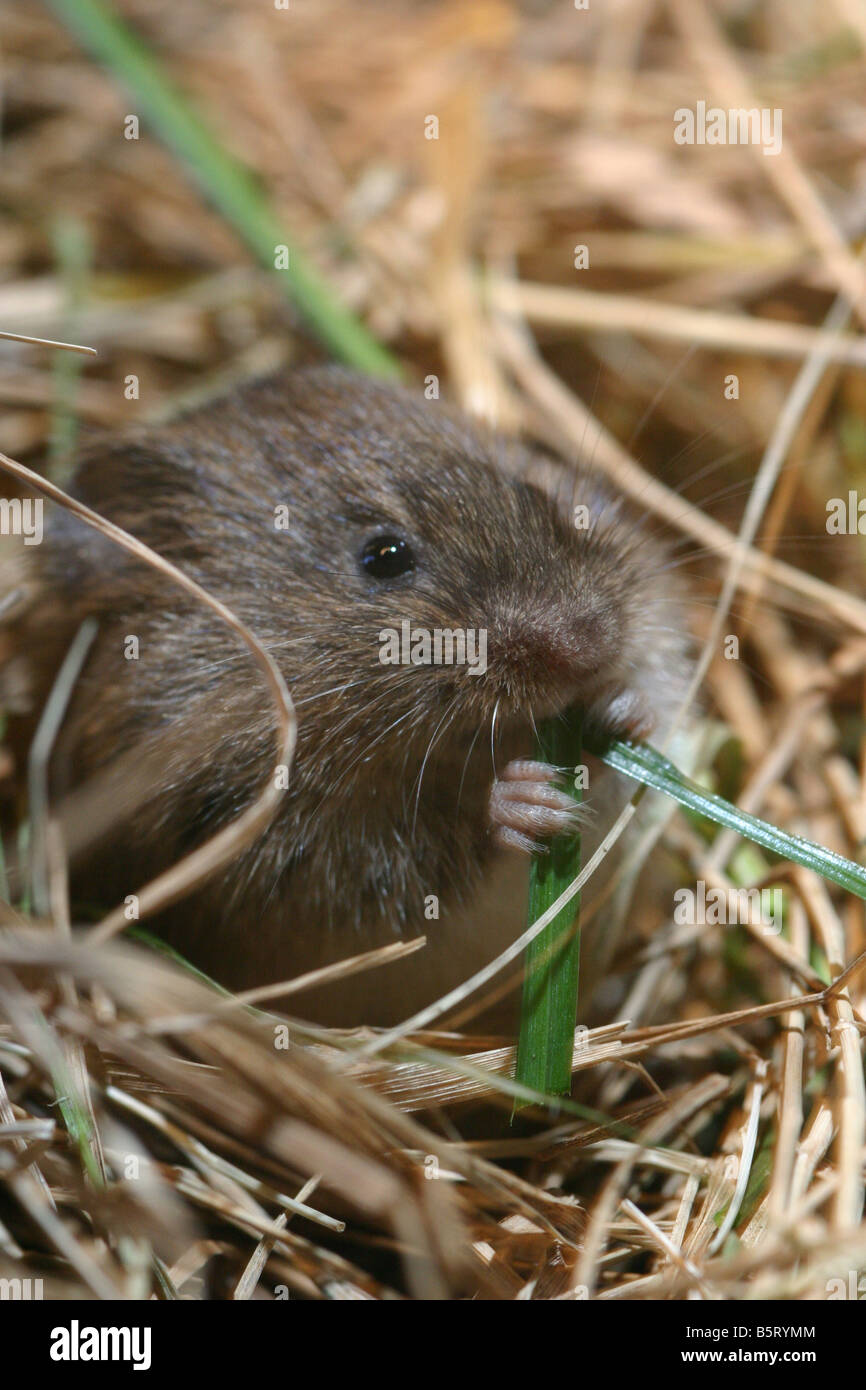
left=359, top=533, right=415, bottom=580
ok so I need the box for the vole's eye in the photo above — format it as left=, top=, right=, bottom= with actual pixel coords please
left=359, top=534, right=415, bottom=580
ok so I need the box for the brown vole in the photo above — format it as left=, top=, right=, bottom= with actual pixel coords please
left=2, top=367, right=689, bottom=1024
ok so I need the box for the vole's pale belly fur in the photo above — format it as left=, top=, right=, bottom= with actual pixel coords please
left=2, top=367, right=689, bottom=1025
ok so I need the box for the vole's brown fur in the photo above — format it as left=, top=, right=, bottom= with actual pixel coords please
left=3, top=367, right=689, bottom=1024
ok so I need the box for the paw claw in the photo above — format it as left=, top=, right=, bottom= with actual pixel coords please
left=494, top=826, right=545, bottom=855
left=499, top=759, right=561, bottom=784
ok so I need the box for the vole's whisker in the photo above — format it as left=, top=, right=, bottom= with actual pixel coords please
left=456, top=720, right=484, bottom=814
left=490, top=697, right=502, bottom=782
left=410, top=692, right=462, bottom=837
left=528, top=704, right=540, bottom=747
left=293, top=679, right=365, bottom=708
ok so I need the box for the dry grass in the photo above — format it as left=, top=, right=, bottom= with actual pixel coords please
left=1, top=0, right=866, bottom=1299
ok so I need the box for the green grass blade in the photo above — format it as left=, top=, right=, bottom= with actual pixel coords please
left=514, top=709, right=583, bottom=1105
left=44, top=0, right=400, bottom=378
left=513, top=719, right=866, bottom=1112
left=49, top=216, right=90, bottom=476
left=589, top=734, right=866, bottom=900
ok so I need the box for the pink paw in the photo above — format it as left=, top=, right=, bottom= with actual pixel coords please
left=488, top=759, right=584, bottom=854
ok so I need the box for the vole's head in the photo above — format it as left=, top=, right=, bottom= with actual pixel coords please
left=32, top=368, right=686, bottom=787
left=222, top=368, right=686, bottom=749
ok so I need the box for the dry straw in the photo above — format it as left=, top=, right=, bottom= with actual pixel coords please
left=1, top=0, right=865, bottom=1299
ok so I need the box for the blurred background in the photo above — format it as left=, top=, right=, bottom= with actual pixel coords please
left=2, top=0, right=866, bottom=545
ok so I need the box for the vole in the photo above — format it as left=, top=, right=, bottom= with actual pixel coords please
left=1, top=367, right=689, bottom=1025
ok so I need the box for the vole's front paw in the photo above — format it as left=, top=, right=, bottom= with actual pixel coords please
left=488, top=759, right=583, bottom=855
left=603, top=688, right=656, bottom=741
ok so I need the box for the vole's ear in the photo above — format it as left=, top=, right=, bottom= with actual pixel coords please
left=495, top=437, right=571, bottom=496
left=70, top=438, right=195, bottom=525
left=502, top=443, right=618, bottom=533
left=0, top=437, right=193, bottom=725
left=37, top=436, right=205, bottom=597
left=506, top=447, right=569, bottom=496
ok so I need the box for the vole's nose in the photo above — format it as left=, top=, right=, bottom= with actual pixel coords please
left=489, top=604, right=618, bottom=691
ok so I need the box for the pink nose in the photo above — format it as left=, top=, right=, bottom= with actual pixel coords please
left=492, top=609, right=613, bottom=685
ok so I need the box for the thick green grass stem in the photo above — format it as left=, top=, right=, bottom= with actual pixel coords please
left=514, top=709, right=584, bottom=1106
